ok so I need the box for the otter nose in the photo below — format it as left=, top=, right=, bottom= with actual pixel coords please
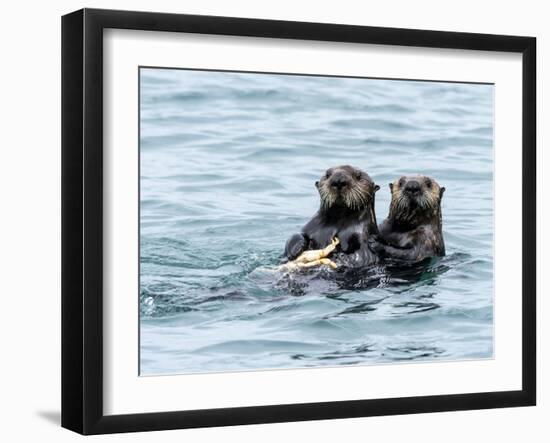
left=330, top=175, right=349, bottom=190
left=404, top=180, right=421, bottom=194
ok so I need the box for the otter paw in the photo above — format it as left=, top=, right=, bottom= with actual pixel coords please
left=285, top=233, right=308, bottom=261
left=368, top=235, right=385, bottom=254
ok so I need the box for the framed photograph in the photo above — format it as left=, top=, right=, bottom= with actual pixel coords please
left=61, top=8, right=536, bottom=435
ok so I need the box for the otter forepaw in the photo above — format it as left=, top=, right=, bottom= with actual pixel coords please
left=368, top=235, right=385, bottom=254
left=285, top=233, right=308, bottom=260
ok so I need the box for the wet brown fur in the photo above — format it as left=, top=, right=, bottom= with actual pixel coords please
left=284, top=165, right=380, bottom=267
left=369, top=175, right=446, bottom=261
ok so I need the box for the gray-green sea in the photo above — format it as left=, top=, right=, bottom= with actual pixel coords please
left=139, top=68, right=494, bottom=375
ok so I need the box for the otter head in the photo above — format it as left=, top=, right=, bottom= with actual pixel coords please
left=315, top=165, right=379, bottom=212
left=389, top=175, right=445, bottom=226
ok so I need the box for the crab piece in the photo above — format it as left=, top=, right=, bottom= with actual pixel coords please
left=280, top=237, right=340, bottom=271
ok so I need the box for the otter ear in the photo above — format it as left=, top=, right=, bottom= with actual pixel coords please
left=439, top=187, right=446, bottom=198
left=389, top=183, right=393, bottom=192
left=374, top=184, right=380, bottom=192
left=315, top=181, right=319, bottom=188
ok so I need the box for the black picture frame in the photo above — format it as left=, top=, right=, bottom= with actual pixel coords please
left=61, top=8, right=536, bottom=435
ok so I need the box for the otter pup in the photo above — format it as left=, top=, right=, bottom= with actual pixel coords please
left=369, top=175, right=445, bottom=261
left=284, top=165, right=380, bottom=268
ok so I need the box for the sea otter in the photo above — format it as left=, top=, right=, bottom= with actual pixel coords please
left=368, top=175, right=445, bottom=261
left=284, top=165, right=380, bottom=268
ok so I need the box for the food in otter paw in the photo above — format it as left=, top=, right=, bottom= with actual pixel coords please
left=280, top=238, right=339, bottom=271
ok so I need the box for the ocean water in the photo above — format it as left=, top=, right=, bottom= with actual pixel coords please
left=139, top=68, right=494, bottom=375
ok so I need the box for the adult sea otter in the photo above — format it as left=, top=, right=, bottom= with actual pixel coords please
left=284, top=165, right=380, bottom=268
left=368, top=175, right=445, bottom=261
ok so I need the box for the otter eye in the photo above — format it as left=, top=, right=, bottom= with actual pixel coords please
left=325, top=169, right=332, bottom=179
left=398, top=177, right=406, bottom=187
left=425, top=178, right=432, bottom=188
left=354, top=170, right=362, bottom=180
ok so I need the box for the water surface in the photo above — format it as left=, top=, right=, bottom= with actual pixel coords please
left=139, top=68, right=494, bottom=375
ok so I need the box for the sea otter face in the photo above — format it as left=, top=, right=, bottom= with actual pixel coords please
left=316, top=165, right=379, bottom=211
left=389, top=175, right=445, bottom=222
